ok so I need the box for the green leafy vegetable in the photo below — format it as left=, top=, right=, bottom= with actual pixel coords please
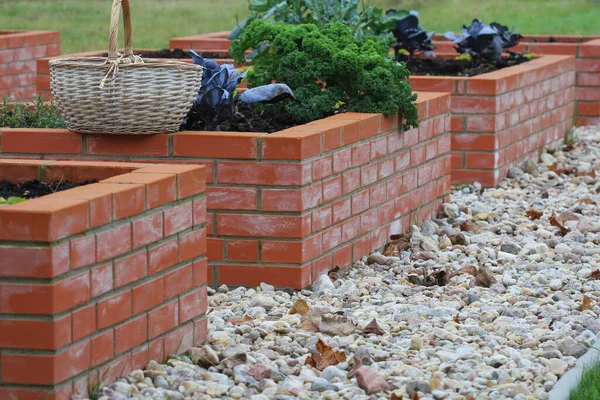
left=0, top=197, right=27, bottom=205
left=0, top=96, right=66, bottom=129
left=230, top=20, right=419, bottom=129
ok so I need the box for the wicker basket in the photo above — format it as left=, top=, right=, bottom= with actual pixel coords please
left=49, top=0, right=203, bottom=135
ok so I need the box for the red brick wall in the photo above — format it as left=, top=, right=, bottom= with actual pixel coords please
left=576, top=38, right=600, bottom=125
left=0, top=160, right=207, bottom=400
left=0, top=30, right=60, bottom=101
left=0, top=92, right=452, bottom=289
left=409, top=55, right=575, bottom=187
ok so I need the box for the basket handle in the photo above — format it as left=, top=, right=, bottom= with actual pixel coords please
left=107, top=0, right=133, bottom=60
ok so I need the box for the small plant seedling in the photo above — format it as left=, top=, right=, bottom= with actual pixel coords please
left=0, top=197, right=26, bottom=205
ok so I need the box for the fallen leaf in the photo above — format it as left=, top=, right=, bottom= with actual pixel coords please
left=305, top=339, right=346, bottom=370
left=347, top=356, right=362, bottom=378
left=460, top=265, right=478, bottom=276
left=453, top=314, right=460, bottom=324
left=578, top=169, right=596, bottom=178
left=460, top=220, right=480, bottom=233
left=526, top=209, right=543, bottom=220
left=475, top=266, right=497, bottom=287
left=328, top=266, right=341, bottom=281
left=289, top=298, right=310, bottom=316
left=591, top=270, right=600, bottom=279
left=319, top=314, right=356, bottom=336
left=229, top=315, right=253, bottom=326
left=581, top=296, right=594, bottom=311
left=412, top=394, right=420, bottom=400
left=389, top=233, right=412, bottom=251
left=465, top=396, right=476, bottom=400
left=577, top=197, right=595, bottom=205
left=433, top=269, right=456, bottom=286
left=407, top=274, right=422, bottom=285
left=549, top=162, right=575, bottom=175
left=383, top=243, right=401, bottom=257
left=298, top=309, right=323, bottom=332
left=363, top=319, right=385, bottom=335
left=390, top=393, right=403, bottom=400
left=549, top=213, right=571, bottom=236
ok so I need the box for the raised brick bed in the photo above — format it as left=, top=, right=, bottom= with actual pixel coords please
left=0, top=91, right=451, bottom=289
left=0, top=159, right=207, bottom=400
left=35, top=48, right=234, bottom=100
left=0, top=30, right=60, bottom=101
left=408, top=55, right=576, bottom=187
left=170, top=32, right=599, bottom=127
left=432, top=34, right=600, bottom=126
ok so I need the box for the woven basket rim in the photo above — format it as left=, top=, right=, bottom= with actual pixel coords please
left=50, top=56, right=203, bottom=70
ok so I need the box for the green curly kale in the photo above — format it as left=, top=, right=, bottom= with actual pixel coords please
left=230, top=21, right=419, bottom=129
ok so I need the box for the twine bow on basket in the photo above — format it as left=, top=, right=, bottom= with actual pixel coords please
left=99, top=53, right=144, bottom=88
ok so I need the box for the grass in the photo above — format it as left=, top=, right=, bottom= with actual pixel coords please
left=570, top=358, right=600, bottom=400
left=1, top=0, right=599, bottom=54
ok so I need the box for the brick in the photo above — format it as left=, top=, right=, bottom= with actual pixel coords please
left=164, top=323, right=194, bottom=358
left=322, top=176, right=342, bottom=202
left=262, top=130, right=322, bottom=160
left=193, top=196, right=207, bottom=226
left=173, top=132, right=259, bottom=158
left=114, top=250, right=148, bottom=288
left=0, top=197, right=89, bottom=242
left=217, top=162, right=310, bottom=186
left=1, top=339, right=91, bottom=385
left=0, top=242, right=69, bottom=278
left=312, top=206, right=332, bottom=232
left=179, top=228, right=207, bottom=261
left=91, top=330, right=114, bottom=367
left=132, top=277, right=164, bottom=314
left=133, top=164, right=206, bottom=199
left=332, top=147, right=352, bottom=173
left=352, top=142, right=370, bottom=166
left=115, top=314, right=148, bottom=354
left=261, top=184, right=322, bottom=212
left=342, top=169, right=361, bottom=194
left=342, top=216, right=361, bottom=243
left=1, top=128, right=82, bottom=154
left=179, top=286, right=207, bottom=323
left=217, top=264, right=311, bottom=289
left=97, top=291, right=132, bottom=329
left=262, top=235, right=322, bottom=263
left=148, top=300, right=179, bottom=339
left=164, top=263, right=193, bottom=299
left=207, top=186, right=257, bottom=210
left=192, top=258, right=208, bottom=286
left=132, top=212, right=163, bottom=249
left=332, top=197, right=351, bottom=224
left=351, top=190, right=370, bottom=215
left=333, top=244, right=352, bottom=268
left=352, top=235, right=371, bottom=261
left=164, top=202, right=193, bottom=236
left=72, top=304, right=96, bottom=341
left=0, top=314, right=71, bottom=350
left=361, top=163, right=379, bottom=186
left=103, top=173, right=177, bottom=209
left=312, top=155, right=333, bottom=180
left=87, top=134, right=169, bottom=156
left=227, top=240, right=259, bottom=262
left=207, top=238, right=224, bottom=261
left=0, top=271, right=89, bottom=315
left=217, top=214, right=310, bottom=238
left=91, top=262, right=113, bottom=298
left=96, top=223, right=132, bottom=262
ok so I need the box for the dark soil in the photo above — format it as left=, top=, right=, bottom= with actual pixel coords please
left=101, top=49, right=229, bottom=59
left=182, top=103, right=299, bottom=134
left=0, top=179, right=96, bottom=200
left=530, top=36, right=558, bottom=43
left=403, top=54, right=531, bottom=77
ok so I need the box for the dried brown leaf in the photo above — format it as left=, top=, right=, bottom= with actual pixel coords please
left=579, top=169, right=597, bottom=178
left=453, top=314, right=460, bottom=324
left=305, top=339, right=347, bottom=371
left=289, top=298, right=310, bottom=316
left=591, top=270, right=600, bottom=280
left=460, top=265, right=478, bottom=276
left=475, top=265, right=497, bottom=288
left=229, top=315, right=253, bottom=326
left=347, top=356, right=362, bottom=378
left=577, top=197, right=595, bottom=205
left=412, top=394, right=420, bottom=400
left=581, top=296, right=594, bottom=311
left=460, top=220, right=480, bottom=233
left=363, top=319, right=385, bottom=335
left=549, top=162, right=575, bottom=175
left=389, top=233, right=412, bottom=251
left=383, top=243, right=401, bottom=257
left=549, top=213, right=571, bottom=236
left=298, top=309, right=323, bottom=332
left=319, top=314, right=356, bottom=336
left=390, top=393, right=403, bottom=400
left=526, top=209, right=543, bottom=220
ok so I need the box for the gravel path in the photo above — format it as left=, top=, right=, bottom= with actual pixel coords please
left=94, top=126, right=600, bottom=400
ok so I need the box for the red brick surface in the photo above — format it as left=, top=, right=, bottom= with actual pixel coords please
left=0, top=30, right=60, bottom=101
left=0, top=92, right=452, bottom=290
left=0, top=160, right=207, bottom=399
left=409, top=55, right=576, bottom=187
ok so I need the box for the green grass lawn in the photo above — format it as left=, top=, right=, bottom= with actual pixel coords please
left=1, top=0, right=599, bottom=54
left=570, top=358, right=600, bottom=400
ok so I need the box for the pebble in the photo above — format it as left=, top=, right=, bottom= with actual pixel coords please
left=95, top=126, right=600, bottom=400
